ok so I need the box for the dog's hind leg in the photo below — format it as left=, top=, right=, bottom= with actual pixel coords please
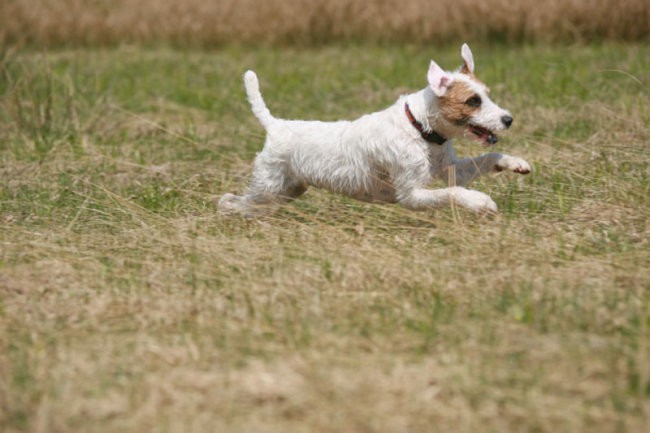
left=219, top=155, right=307, bottom=217
left=219, top=184, right=307, bottom=217
left=217, top=191, right=283, bottom=218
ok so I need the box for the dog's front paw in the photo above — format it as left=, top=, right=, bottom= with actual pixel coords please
left=452, top=187, right=498, bottom=213
left=496, top=155, right=531, bottom=175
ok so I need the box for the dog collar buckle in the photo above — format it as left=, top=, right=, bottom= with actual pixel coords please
left=405, top=103, right=447, bottom=145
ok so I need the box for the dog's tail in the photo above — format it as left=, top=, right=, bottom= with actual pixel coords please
left=243, top=70, right=274, bottom=129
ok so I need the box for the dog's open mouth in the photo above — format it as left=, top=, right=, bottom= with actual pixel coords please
left=468, top=124, right=498, bottom=145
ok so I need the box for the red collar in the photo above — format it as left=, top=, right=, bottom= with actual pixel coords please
left=404, top=103, right=446, bottom=145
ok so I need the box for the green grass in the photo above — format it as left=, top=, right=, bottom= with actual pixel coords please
left=1, top=43, right=649, bottom=433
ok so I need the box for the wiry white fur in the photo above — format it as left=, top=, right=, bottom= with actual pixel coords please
left=219, top=44, right=530, bottom=217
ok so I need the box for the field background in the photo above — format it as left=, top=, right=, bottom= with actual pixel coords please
left=2, top=0, right=649, bottom=46
left=1, top=2, right=649, bottom=433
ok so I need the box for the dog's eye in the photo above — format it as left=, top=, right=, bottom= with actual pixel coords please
left=465, top=95, right=482, bottom=107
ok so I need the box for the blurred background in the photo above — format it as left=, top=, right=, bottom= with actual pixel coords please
left=2, top=0, right=648, bottom=47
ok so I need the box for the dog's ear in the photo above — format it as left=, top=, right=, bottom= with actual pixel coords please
left=460, top=43, right=475, bottom=75
left=427, top=60, right=453, bottom=97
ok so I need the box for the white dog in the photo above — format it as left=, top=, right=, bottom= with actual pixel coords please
left=219, top=44, right=530, bottom=217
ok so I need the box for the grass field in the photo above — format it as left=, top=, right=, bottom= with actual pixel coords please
left=0, top=43, right=649, bottom=432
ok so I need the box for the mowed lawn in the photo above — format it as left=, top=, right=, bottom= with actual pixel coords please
left=1, top=44, right=648, bottom=432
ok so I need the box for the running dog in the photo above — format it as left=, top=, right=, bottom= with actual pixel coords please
left=219, top=44, right=530, bottom=217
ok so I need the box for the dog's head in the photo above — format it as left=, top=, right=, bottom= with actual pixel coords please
left=427, top=44, right=512, bottom=146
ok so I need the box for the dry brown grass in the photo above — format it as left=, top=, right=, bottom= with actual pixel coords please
left=1, top=0, right=649, bottom=47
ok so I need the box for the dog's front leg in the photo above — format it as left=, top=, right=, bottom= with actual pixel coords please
left=399, top=187, right=497, bottom=213
left=444, top=153, right=531, bottom=186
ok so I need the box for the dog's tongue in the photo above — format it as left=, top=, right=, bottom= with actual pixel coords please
left=469, top=125, right=498, bottom=145
left=485, top=132, right=498, bottom=145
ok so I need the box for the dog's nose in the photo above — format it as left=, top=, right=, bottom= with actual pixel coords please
left=501, top=115, right=513, bottom=129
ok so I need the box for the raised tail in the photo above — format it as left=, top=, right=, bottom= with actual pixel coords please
left=243, top=70, right=274, bottom=129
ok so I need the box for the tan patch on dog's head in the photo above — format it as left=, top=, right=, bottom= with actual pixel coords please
left=459, top=67, right=490, bottom=93
left=438, top=81, right=482, bottom=126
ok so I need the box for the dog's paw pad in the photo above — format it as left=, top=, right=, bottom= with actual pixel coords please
left=497, top=156, right=531, bottom=175
left=514, top=166, right=531, bottom=174
left=512, top=159, right=531, bottom=174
